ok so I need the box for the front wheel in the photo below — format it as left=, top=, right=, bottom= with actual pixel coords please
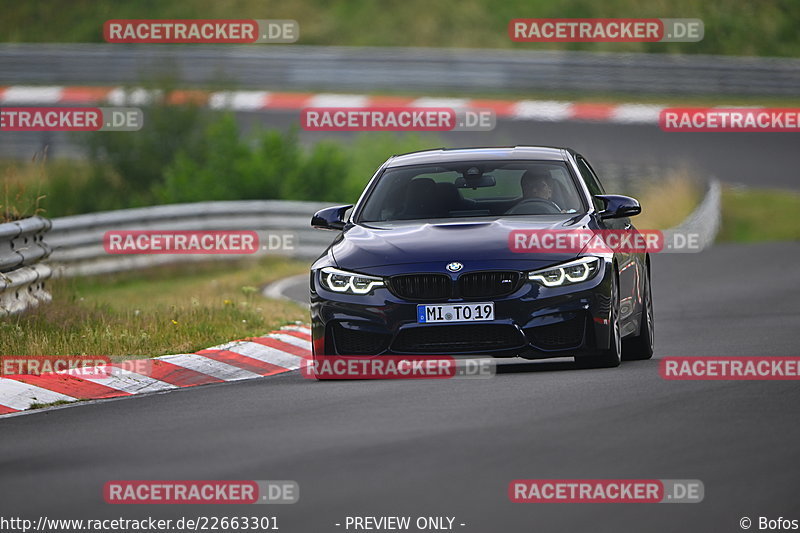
left=576, top=273, right=621, bottom=369
left=622, top=271, right=654, bottom=361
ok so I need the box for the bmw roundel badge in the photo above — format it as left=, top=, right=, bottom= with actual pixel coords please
left=446, top=262, right=463, bottom=272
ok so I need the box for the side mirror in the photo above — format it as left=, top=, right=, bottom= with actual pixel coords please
left=595, top=195, right=641, bottom=219
left=311, top=204, right=353, bottom=230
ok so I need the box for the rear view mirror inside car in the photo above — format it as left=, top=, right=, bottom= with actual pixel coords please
left=454, top=174, right=496, bottom=189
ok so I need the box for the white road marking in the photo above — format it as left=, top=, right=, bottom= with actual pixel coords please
left=0, top=379, right=76, bottom=410
left=227, top=342, right=306, bottom=370
left=1, top=86, right=64, bottom=104
left=157, top=353, right=262, bottom=381
left=81, top=368, right=177, bottom=394
left=208, top=91, right=270, bottom=110
left=269, top=333, right=312, bottom=350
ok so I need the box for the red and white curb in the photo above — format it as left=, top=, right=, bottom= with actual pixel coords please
left=0, top=85, right=664, bottom=125
left=0, top=324, right=312, bottom=416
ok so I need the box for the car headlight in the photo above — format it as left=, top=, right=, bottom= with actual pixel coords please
left=319, top=267, right=385, bottom=295
left=528, top=257, right=601, bottom=287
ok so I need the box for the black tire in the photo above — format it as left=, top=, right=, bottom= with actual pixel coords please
left=576, top=273, right=621, bottom=369
left=622, top=271, right=654, bottom=361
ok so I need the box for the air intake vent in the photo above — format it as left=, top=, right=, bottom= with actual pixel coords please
left=388, top=274, right=451, bottom=300
left=524, top=317, right=586, bottom=350
left=332, top=324, right=390, bottom=355
left=392, top=324, right=525, bottom=353
left=459, top=271, right=520, bottom=298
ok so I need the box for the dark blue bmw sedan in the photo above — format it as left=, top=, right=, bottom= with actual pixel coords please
left=309, top=146, right=653, bottom=368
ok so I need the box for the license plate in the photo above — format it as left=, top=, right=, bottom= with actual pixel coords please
left=417, top=302, right=494, bottom=323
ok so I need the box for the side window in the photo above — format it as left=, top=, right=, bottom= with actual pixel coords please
left=576, top=156, right=605, bottom=212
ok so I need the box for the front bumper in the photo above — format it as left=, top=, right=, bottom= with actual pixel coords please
left=310, top=261, right=614, bottom=359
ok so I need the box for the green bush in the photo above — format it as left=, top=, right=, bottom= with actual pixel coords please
left=84, top=98, right=209, bottom=206
left=13, top=107, right=442, bottom=216
left=282, top=140, right=350, bottom=202
left=154, top=115, right=252, bottom=203
left=157, top=120, right=352, bottom=204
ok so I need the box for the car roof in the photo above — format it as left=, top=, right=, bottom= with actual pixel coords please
left=385, top=146, right=573, bottom=168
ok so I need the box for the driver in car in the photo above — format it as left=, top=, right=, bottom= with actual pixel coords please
left=518, top=169, right=564, bottom=212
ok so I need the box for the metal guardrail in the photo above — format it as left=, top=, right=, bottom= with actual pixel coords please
left=0, top=216, right=53, bottom=314
left=664, top=179, right=721, bottom=251
left=47, top=200, right=337, bottom=277
left=2, top=44, right=799, bottom=96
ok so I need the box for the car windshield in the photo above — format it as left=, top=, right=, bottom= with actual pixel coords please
left=358, top=160, right=585, bottom=222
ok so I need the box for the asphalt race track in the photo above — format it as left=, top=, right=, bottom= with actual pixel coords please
left=1, top=241, right=799, bottom=532
left=2, top=98, right=800, bottom=530
left=260, top=111, right=800, bottom=190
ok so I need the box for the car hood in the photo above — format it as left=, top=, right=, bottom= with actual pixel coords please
left=331, top=215, right=590, bottom=273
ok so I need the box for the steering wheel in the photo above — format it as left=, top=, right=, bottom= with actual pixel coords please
left=506, top=198, right=562, bottom=215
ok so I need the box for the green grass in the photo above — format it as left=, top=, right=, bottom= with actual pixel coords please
left=630, top=169, right=702, bottom=230
left=0, top=256, right=309, bottom=358
left=1, top=0, right=798, bottom=57
left=28, top=400, right=73, bottom=410
left=1, top=160, right=48, bottom=222
left=718, top=186, right=800, bottom=243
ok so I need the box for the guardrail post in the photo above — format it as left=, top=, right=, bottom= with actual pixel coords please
left=0, top=216, right=53, bottom=315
